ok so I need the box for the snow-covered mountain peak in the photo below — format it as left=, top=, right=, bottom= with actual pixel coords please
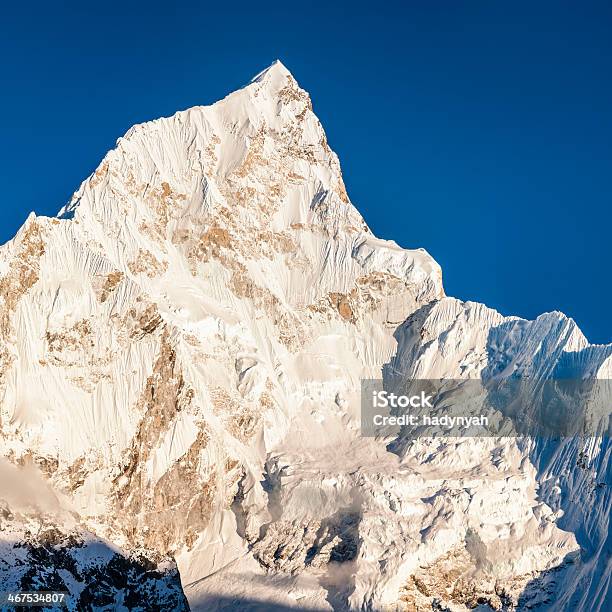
left=49, top=60, right=442, bottom=322
left=250, top=58, right=293, bottom=85
left=1, top=64, right=609, bottom=611
left=59, top=59, right=338, bottom=225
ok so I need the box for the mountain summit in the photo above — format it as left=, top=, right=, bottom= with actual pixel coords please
left=0, top=63, right=610, bottom=611
left=250, top=59, right=293, bottom=82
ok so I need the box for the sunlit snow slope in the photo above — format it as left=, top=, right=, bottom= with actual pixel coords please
left=0, top=61, right=609, bottom=611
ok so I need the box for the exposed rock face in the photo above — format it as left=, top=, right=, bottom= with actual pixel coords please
left=0, top=61, right=609, bottom=611
left=0, top=459, right=189, bottom=611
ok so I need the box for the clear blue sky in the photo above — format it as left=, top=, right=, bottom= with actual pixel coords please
left=2, top=1, right=611, bottom=342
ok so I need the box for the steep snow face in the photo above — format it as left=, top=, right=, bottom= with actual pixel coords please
left=0, top=61, right=609, bottom=611
left=387, top=299, right=612, bottom=610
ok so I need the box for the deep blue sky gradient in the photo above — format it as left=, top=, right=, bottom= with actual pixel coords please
left=1, top=1, right=611, bottom=342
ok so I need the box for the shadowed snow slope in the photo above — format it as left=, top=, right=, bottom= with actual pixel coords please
left=0, top=61, right=609, bottom=611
